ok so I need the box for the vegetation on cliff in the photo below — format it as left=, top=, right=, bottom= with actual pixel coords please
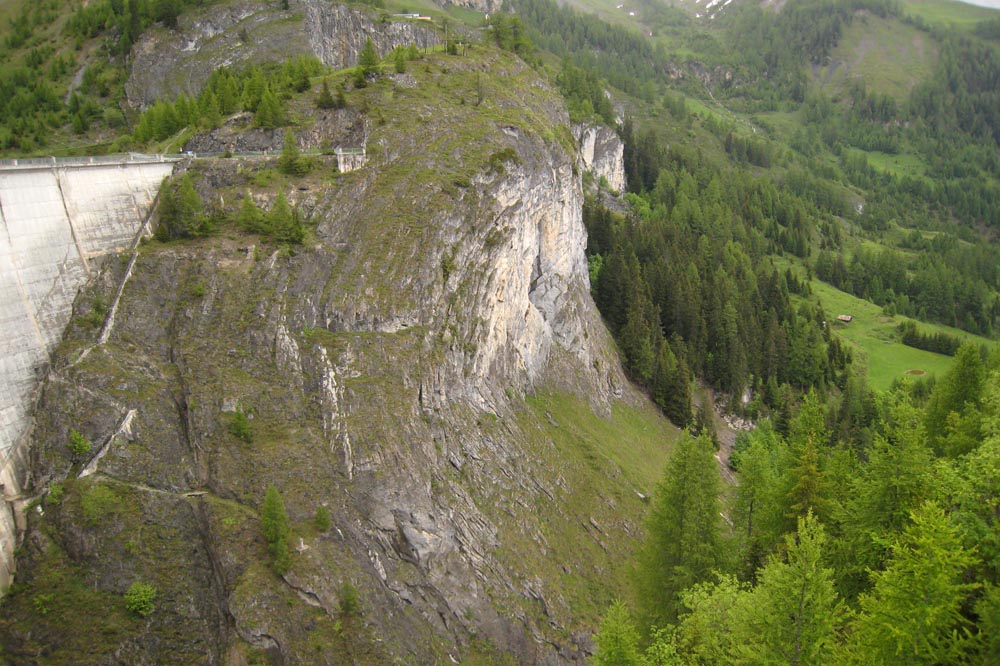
left=3, top=0, right=1000, bottom=663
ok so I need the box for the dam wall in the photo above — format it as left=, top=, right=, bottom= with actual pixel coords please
left=0, top=156, right=176, bottom=591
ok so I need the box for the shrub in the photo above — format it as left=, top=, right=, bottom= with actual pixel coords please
left=80, top=484, right=123, bottom=525
left=33, top=593, right=54, bottom=616
left=125, top=582, right=156, bottom=617
left=314, top=505, right=331, bottom=532
left=339, top=581, right=360, bottom=616
left=229, top=410, right=253, bottom=443
left=68, top=428, right=92, bottom=458
left=47, top=482, right=65, bottom=504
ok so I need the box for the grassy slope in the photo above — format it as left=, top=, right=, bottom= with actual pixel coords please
left=813, top=13, right=938, bottom=101
left=506, top=391, right=678, bottom=625
left=808, top=279, right=992, bottom=391
left=903, top=0, right=1000, bottom=28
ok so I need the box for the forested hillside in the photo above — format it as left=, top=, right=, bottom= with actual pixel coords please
left=506, top=0, right=1000, bottom=661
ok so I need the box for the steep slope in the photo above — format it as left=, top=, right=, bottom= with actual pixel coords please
left=126, top=0, right=440, bottom=108
left=0, top=51, right=677, bottom=664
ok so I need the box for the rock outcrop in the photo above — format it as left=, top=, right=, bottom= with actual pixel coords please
left=574, top=124, right=626, bottom=194
left=127, top=0, right=440, bottom=108
left=1, top=50, right=668, bottom=665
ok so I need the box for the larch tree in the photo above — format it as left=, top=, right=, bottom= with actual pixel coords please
left=637, top=433, right=724, bottom=629
left=735, top=512, right=842, bottom=666
left=841, top=501, right=979, bottom=666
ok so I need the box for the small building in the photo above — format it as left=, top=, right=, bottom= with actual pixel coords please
left=335, top=147, right=367, bottom=173
left=837, top=314, right=853, bottom=323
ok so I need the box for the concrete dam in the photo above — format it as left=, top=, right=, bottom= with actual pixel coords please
left=0, top=156, right=177, bottom=590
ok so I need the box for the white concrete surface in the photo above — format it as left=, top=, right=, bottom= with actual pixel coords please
left=0, top=161, right=173, bottom=458
left=0, top=158, right=174, bottom=595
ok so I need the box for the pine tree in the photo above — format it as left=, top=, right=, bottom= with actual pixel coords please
left=156, top=174, right=204, bottom=240
left=236, top=193, right=265, bottom=233
left=651, top=341, right=691, bottom=427
left=241, top=69, right=266, bottom=112
left=833, top=398, right=932, bottom=599
left=278, top=132, right=307, bottom=176
left=593, top=601, right=642, bottom=666
left=358, top=37, right=379, bottom=77
left=262, top=485, right=292, bottom=575
left=316, top=78, right=336, bottom=109
left=925, top=342, right=985, bottom=455
left=731, top=423, right=787, bottom=579
left=255, top=86, right=284, bottom=129
left=268, top=192, right=304, bottom=243
left=175, top=174, right=205, bottom=232
left=352, top=66, right=367, bottom=89
left=672, top=575, right=747, bottom=663
left=841, top=502, right=980, bottom=666
left=199, top=89, right=222, bottom=129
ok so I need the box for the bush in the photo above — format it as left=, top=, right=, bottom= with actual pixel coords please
left=47, top=482, right=65, bottom=504
left=80, top=484, right=123, bottom=525
left=125, top=582, right=157, bottom=617
left=339, top=581, right=360, bottom=616
left=229, top=410, right=253, bottom=443
left=314, top=505, right=331, bottom=532
left=33, top=593, right=54, bottom=616
left=68, top=428, right=92, bottom=458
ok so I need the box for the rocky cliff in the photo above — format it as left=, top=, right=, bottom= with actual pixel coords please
left=574, top=124, right=626, bottom=194
left=0, top=50, right=675, bottom=665
left=126, top=0, right=440, bottom=108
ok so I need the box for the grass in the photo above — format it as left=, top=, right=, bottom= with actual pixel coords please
left=808, top=279, right=992, bottom=391
left=814, top=14, right=938, bottom=101
left=863, top=149, right=928, bottom=179
left=523, top=391, right=678, bottom=495
left=903, top=0, right=1000, bottom=29
left=487, top=389, right=677, bottom=630
left=381, top=0, right=486, bottom=25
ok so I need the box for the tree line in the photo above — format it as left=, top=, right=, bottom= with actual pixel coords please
left=595, top=342, right=1000, bottom=664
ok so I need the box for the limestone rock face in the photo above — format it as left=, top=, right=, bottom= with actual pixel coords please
left=126, top=0, right=439, bottom=107
left=574, top=124, right=626, bottom=194
left=1, top=52, right=653, bottom=665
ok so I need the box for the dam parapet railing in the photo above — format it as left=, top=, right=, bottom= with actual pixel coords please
left=0, top=153, right=188, bottom=171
